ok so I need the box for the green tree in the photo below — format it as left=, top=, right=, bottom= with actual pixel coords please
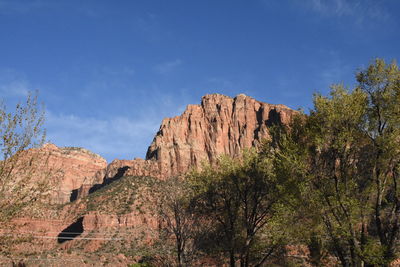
left=190, top=149, right=285, bottom=267
left=0, top=91, right=48, bottom=255
left=157, top=176, right=198, bottom=267
left=276, top=59, right=400, bottom=266
left=356, top=59, right=400, bottom=263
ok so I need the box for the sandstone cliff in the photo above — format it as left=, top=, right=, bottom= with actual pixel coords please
left=24, top=143, right=108, bottom=204
left=145, top=93, right=295, bottom=177
left=15, top=94, right=296, bottom=204
left=87, top=93, right=295, bottom=187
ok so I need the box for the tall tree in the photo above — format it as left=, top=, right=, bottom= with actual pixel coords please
left=356, top=59, right=400, bottom=263
left=0, top=91, right=49, bottom=255
left=276, top=59, right=400, bottom=266
left=190, top=149, right=285, bottom=267
left=157, top=176, right=198, bottom=267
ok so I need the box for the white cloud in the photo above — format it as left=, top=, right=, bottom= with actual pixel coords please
left=0, top=0, right=47, bottom=14
left=0, top=80, right=29, bottom=97
left=305, top=0, right=390, bottom=23
left=45, top=111, right=161, bottom=162
left=313, top=50, right=353, bottom=94
left=207, top=77, right=235, bottom=90
left=309, top=0, right=353, bottom=16
left=0, top=69, right=31, bottom=97
left=97, top=66, right=135, bottom=76
left=154, top=59, right=183, bottom=75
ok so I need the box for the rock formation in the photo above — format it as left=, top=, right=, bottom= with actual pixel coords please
left=80, top=93, right=295, bottom=193
left=145, top=93, right=295, bottom=177
left=13, top=94, right=296, bottom=204
left=22, top=143, right=108, bottom=203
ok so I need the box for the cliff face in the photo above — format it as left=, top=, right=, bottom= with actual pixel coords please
left=145, top=93, right=295, bottom=177
left=91, top=93, right=295, bottom=185
left=26, top=144, right=108, bottom=204
left=14, top=94, right=295, bottom=204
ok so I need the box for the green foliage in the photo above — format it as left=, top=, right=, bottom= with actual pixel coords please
left=0, top=91, right=50, bottom=254
left=189, top=148, right=288, bottom=267
left=0, top=91, right=45, bottom=160
left=156, top=176, right=199, bottom=267
left=275, top=58, right=400, bottom=266
left=130, top=263, right=154, bottom=267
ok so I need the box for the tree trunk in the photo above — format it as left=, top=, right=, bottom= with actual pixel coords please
left=230, top=250, right=235, bottom=267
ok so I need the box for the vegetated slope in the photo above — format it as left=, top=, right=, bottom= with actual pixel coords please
left=10, top=175, right=161, bottom=266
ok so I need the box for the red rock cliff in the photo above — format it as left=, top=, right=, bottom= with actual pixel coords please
left=24, top=94, right=295, bottom=203
left=144, top=93, right=295, bottom=177
left=26, top=144, right=108, bottom=203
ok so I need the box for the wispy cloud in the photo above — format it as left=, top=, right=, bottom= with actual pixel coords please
left=313, top=50, right=353, bottom=93
left=305, top=0, right=390, bottom=24
left=0, top=69, right=31, bottom=97
left=207, top=77, right=235, bottom=90
left=154, top=59, right=183, bottom=75
left=131, top=12, right=171, bottom=42
left=45, top=111, right=160, bottom=162
left=0, top=0, right=48, bottom=14
left=99, top=66, right=135, bottom=76
left=0, top=80, right=29, bottom=97
left=309, top=0, right=354, bottom=16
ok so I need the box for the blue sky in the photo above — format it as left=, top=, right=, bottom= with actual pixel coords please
left=1, top=0, right=399, bottom=162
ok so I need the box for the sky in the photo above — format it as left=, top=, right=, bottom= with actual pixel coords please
left=0, top=0, right=399, bottom=162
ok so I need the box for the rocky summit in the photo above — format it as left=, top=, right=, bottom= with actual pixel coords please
left=145, top=93, right=295, bottom=177
left=73, top=94, right=294, bottom=202
left=97, top=93, right=295, bottom=182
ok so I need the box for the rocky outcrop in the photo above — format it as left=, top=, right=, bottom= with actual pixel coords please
left=23, top=144, right=108, bottom=204
left=145, top=93, right=295, bottom=177
left=104, top=158, right=162, bottom=180
left=83, top=211, right=158, bottom=232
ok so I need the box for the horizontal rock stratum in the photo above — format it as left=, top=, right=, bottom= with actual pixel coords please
left=16, top=143, right=108, bottom=204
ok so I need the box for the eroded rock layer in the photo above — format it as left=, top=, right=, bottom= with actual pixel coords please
left=24, top=144, right=108, bottom=203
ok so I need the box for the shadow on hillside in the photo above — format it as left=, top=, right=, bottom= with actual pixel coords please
left=88, top=166, right=130, bottom=195
left=57, top=217, right=84, bottom=243
left=70, top=189, right=79, bottom=202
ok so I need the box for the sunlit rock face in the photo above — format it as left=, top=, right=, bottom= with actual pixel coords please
left=17, top=94, right=295, bottom=204
left=145, top=93, right=296, bottom=178
left=20, top=144, right=108, bottom=204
